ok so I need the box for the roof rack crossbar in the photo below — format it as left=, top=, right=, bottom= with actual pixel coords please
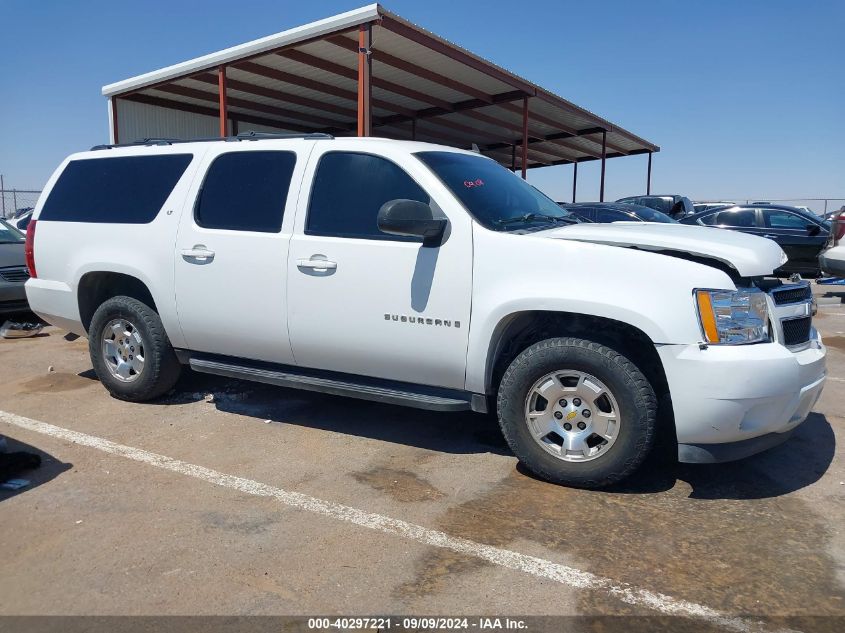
left=91, top=131, right=333, bottom=150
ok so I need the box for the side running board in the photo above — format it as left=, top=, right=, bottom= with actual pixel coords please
left=189, top=358, right=474, bottom=412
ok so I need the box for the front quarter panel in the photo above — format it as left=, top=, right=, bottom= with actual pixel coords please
left=465, top=225, right=736, bottom=393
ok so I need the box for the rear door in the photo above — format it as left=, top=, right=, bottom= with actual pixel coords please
left=286, top=144, right=473, bottom=389
left=760, top=208, right=828, bottom=271
left=174, top=142, right=311, bottom=363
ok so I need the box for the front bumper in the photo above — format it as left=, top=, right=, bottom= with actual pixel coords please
left=0, top=282, right=29, bottom=315
left=657, top=330, right=826, bottom=461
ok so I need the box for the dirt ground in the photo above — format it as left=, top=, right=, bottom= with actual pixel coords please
left=0, top=284, right=843, bottom=632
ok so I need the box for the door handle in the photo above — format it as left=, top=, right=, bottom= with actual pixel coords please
left=296, top=257, right=337, bottom=270
left=763, top=234, right=778, bottom=239
left=181, top=245, right=215, bottom=262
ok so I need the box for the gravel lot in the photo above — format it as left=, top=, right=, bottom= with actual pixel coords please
left=1, top=284, right=843, bottom=632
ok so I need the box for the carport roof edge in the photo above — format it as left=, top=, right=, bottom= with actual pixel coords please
left=101, top=4, right=659, bottom=161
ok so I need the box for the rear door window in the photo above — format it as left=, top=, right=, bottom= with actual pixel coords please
left=595, top=209, right=629, bottom=223
left=40, top=155, right=192, bottom=223
left=306, top=152, right=430, bottom=240
left=195, top=151, right=297, bottom=233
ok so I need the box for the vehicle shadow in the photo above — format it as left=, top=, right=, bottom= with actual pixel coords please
left=158, top=370, right=511, bottom=456
left=0, top=436, right=73, bottom=503
left=153, top=370, right=834, bottom=495
left=598, top=411, right=835, bottom=499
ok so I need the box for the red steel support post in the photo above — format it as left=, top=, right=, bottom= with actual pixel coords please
left=599, top=130, right=607, bottom=202
left=111, top=97, right=119, bottom=144
left=572, top=162, right=578, bottom=203
left=357, top=24, right=373, bottom=137
left=218, top=66, right=228, bottom=137
left=647, top=151, right=652, bottom=195
left=511, top=144, right=516, bottom=172
left=521, top=96, right=529, bottom=179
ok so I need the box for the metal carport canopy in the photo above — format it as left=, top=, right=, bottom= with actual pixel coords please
left=101, top=3, right=659, bottom=195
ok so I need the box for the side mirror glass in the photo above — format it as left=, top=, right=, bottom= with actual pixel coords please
left=806, top=223, right=821, bottom=236
left=377, top=199, right=447, bottom=246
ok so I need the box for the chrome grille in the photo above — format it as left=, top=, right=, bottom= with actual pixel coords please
left=0, top=266, right=29, bottom=283
left=782, top=316, right=812, bottom=346
left=771, top=284, right=812, bottom=305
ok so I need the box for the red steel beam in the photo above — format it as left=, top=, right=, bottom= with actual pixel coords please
left=326, top=34, right=494, bottom=103
left=192, top=72, right=356, bottom=122
left=111, top=97, right=119, bottom=144
left=155, top=83, right=348, bottom=130
left=378, top=14, right=537, bottom=96
left=217, top=66, right=228, bottom=137
left=521, top=96, right=529, bottom=179
left=234, top=60, right=417, bottom=119
left=599, top=130, right=607, bottom=202
left=122, top=92, right=310, bottom=132
left=357, top=24, right=372, bottom=136
left=280, top=48, right=454, bottom=111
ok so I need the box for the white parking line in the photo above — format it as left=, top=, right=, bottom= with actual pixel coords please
left=0, top=410, right=779, bottom=633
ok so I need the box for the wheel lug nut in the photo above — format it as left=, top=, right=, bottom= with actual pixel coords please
left=558, top=399, right=567, bottom=407
left=573, top=398, right=582, bottom=407
left=554, top=411, right=563, bottom=420
left=582, top=410, right=591, bottom=418
left=577, top=421, right=586, bottom=430
left=563, top=423, right=572, bottom=431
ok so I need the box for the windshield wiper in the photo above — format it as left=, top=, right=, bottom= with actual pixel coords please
left=494, top=213, right=572, bottom=227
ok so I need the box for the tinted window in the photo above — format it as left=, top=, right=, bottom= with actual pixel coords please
left=416, top=151, right=571, bottom=231
left=307, top=152, right=429, bottom=240
left=640, top=197, right=674, bottom=214
left=0, top=219, right=24, bottom=243
left=630, top=206, right=675, bottom=223
left=40, top=155, right=192, bottom=223
left=763, top=209, right=811, bottom=230
left=596, top=209, right=630, bottom=223
left=714, top=209, right=757, bottom=228
left=196, top=151, right=296, bottom=233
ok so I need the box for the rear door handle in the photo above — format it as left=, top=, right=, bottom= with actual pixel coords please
left=181, top=245, right=215, bottom=262
left=296, top=257, right=337, bottom=270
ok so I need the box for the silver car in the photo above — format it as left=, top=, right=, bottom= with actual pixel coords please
left=0, top=219, right=30, bottom=315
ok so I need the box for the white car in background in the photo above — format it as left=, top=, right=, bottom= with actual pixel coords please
left=820, top=211, right=845, bottom=277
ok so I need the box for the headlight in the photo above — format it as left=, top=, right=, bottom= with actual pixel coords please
left=695, top=289, right=770, bottom=344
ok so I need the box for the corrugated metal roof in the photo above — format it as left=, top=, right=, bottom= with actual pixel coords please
left=104, top=4, right=658, bottom=167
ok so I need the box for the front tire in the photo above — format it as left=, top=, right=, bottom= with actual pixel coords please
left=497, top=337, right=657, bottom=488
left=88, top=296, right=181, bottom=402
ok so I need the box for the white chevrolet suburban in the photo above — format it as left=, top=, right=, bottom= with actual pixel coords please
left=24, top=133, right=826, bottom=488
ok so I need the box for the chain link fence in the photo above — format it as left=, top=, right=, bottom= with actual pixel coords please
left=1, top=189, right=42, bottom=221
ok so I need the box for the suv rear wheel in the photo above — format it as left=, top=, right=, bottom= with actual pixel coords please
left=497, top=337, right=657, bottom=488
left=88, top=296, right=181, bottom=402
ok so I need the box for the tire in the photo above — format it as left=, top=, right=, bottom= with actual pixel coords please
left=497, top=337, right=657, bottom=488
left=88, top=296, right=182, bottom=402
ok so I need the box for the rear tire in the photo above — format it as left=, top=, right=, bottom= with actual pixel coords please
left=497, top=337, right=657, bottom=488
left=88, top=296, right=181, bottom=402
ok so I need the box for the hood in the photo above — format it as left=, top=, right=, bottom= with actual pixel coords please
left=542, top=222, right=787, bottom=277
left=0, top=242, right=26, bottom=269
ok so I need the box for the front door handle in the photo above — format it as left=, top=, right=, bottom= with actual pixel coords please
left=763, top=234, right=778, bottom=239
left=296, top=257, right=337, bottom=270
left=181, top=245, right=215, bottom=262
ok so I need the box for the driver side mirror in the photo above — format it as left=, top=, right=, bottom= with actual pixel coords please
left=377, top=199, right=447, bottom=246
left=806, top=224, right=821, bottom=236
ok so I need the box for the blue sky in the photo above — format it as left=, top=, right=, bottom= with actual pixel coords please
left=1, top=0, right=843, bottom=206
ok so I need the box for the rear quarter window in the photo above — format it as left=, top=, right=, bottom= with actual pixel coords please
left=40, top=154, right=193, bottom=224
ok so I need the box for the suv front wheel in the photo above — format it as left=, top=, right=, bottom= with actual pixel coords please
left=497, top=337, right=657, bottom=488
left=88, top=296, right=182, bottom=402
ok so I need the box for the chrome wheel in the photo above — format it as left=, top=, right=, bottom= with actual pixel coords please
left=524, top=370, right=621, bottom=462
left=101, top=318, right=145, bottom=383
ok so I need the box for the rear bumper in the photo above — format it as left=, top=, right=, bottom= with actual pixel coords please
left=658, top=332, right=826, bottom=451
left=24, top=278, right=85, bottom=335
left=819, top=249, right=845, bottom=277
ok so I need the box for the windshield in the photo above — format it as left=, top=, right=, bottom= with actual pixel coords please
left=0, top=219, right=25, bottom=244
left=415, top=151, right=576, bottom=230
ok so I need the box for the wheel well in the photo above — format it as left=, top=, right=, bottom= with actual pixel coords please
left=77, top=272, right=157, bottom=333
left=487, top=311, right=669, bottom=400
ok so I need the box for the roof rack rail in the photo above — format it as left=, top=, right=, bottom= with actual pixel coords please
left=90, top=131, right=333, bottom=151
